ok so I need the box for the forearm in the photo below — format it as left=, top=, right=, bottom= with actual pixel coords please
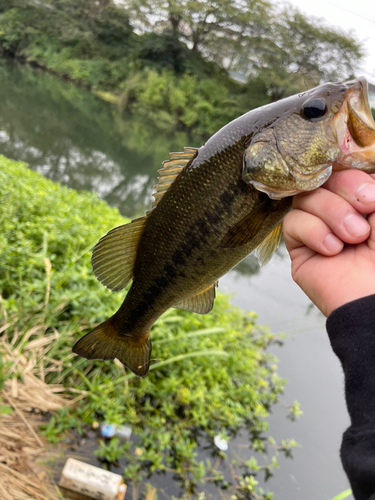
left=327, top=295, right=375, bottom=500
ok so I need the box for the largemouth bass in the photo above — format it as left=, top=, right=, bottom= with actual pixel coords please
left=73, top=77, right=375, bottom=377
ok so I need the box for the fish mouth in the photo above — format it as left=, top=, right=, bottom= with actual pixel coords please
left=333, top=77, right=375, bottom=170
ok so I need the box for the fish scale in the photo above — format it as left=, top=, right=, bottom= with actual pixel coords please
left=73, top=77, right=375, bottom=377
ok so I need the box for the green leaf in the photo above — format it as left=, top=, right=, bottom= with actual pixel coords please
left=0, top=405, right=13, bottom=415
left=331, top=489, right=352, bottom=500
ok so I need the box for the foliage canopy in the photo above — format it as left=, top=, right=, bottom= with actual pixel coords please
left=245, top=6, right=363, bottom=101
left=0, top=0, right=364, bottom=109
left=122, top=0, right=362, bottom=100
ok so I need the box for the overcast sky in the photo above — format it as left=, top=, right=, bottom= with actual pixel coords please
left=286, top=0, right=375, bottom=84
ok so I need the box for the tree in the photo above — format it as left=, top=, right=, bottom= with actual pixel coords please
left=122, top=0, right=362, bottom=102
left=240, top=6, right=363, bottom=101
left=122, top=0, right=273, bottom=56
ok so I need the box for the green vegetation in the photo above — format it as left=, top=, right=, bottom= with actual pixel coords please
left=126, top=0, right=362, bottom=101
left=331, top=490, right=353, bottom=500
left=0, top=0, right=363, bottom=140
left=120, top=70, right=241, bottom=137
left=0, top=352, right=12, bottom=415
left=0, top=0, right=135, bottom=88
left=0, top=155, right=298, bottom=498
left=0, top=155, right=125, bottom=327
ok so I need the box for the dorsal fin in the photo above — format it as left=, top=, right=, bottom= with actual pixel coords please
left=151, top=147, right=198, bottom=208
left=174, top=281, right=218, bottom=314
left=255, top=223, right=283, bottom=266
left=92, top=216, right=148, bottom=291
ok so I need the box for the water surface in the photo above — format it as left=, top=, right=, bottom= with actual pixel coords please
left=0, top=60, right=194, bottom=218
left=0, top=60, right=353, bottom=499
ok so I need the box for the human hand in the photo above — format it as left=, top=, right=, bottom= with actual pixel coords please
left=283, top=170, right=375, bottom=317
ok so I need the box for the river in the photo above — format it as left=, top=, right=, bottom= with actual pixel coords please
left=0, top=60, right=353, bottom=500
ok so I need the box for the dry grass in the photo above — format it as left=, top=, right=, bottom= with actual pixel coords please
left=0, top=332, right=77, bottom=500
left=2, top=337, right=71, bottom=413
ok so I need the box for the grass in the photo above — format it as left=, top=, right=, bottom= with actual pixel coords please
left=331, top=490, right=352, bottom=500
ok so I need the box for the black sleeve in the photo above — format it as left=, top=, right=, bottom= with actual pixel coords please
left=326, top=294, right=375, bottom=500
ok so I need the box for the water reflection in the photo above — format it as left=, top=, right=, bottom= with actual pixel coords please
left=0, top=59, right=353, bottom=499
left=0, top=60, right=195, bottom=219
left=0, top=59, right=290, bottom=282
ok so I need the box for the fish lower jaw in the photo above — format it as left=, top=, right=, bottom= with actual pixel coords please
left=248, top=180, right=300, bottom=199
left=333, top=153, right=375, bottom=172
left=249, top=165, right=333, bottom=200
left=331, top=115, right=375, bottom=170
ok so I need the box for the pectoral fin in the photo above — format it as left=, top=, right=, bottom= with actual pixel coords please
left=174, top=282, right=218, bottom=314
left=221, top=198, right=273, bottom=248
left=221, top=197, right=291, bottom=249
left=255, top=223, right=283, bottom=266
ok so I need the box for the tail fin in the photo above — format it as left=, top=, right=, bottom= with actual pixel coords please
left=72, top=318, right=151, bottom=377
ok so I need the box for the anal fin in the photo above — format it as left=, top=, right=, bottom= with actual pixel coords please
left=174, top=281, right=218, bottom=314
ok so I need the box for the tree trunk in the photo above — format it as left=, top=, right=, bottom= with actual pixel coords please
left=169, top=12, right=181, bottom=33
left=89, top=0, right=110, bottom=17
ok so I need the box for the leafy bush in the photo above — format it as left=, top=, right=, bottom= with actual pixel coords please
left=0, top=1, right=225, bottom=94
left=0, top=155, right=125, bottom=327
left=120, top=69, right=242, bottom=137
left=0, top=1, right=135, bottom=89
left=0, top=156, right=294, bottom=498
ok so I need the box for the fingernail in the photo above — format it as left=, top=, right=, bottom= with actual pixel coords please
left=355, top=183, right=375, bottom=204
left=323, top=233, right=343, bottom=253
left=344, top=213, right=370, bottom=236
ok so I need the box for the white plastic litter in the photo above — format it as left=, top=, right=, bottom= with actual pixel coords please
left=214, top=435, right=228, bottom=451
left=59, top=458, right=127, bottom=500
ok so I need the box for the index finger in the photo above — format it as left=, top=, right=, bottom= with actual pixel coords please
left=323, top=170, right=375, bottom=214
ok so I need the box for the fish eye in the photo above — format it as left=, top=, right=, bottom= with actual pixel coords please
left=301, top=98, right=327, bottom=120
